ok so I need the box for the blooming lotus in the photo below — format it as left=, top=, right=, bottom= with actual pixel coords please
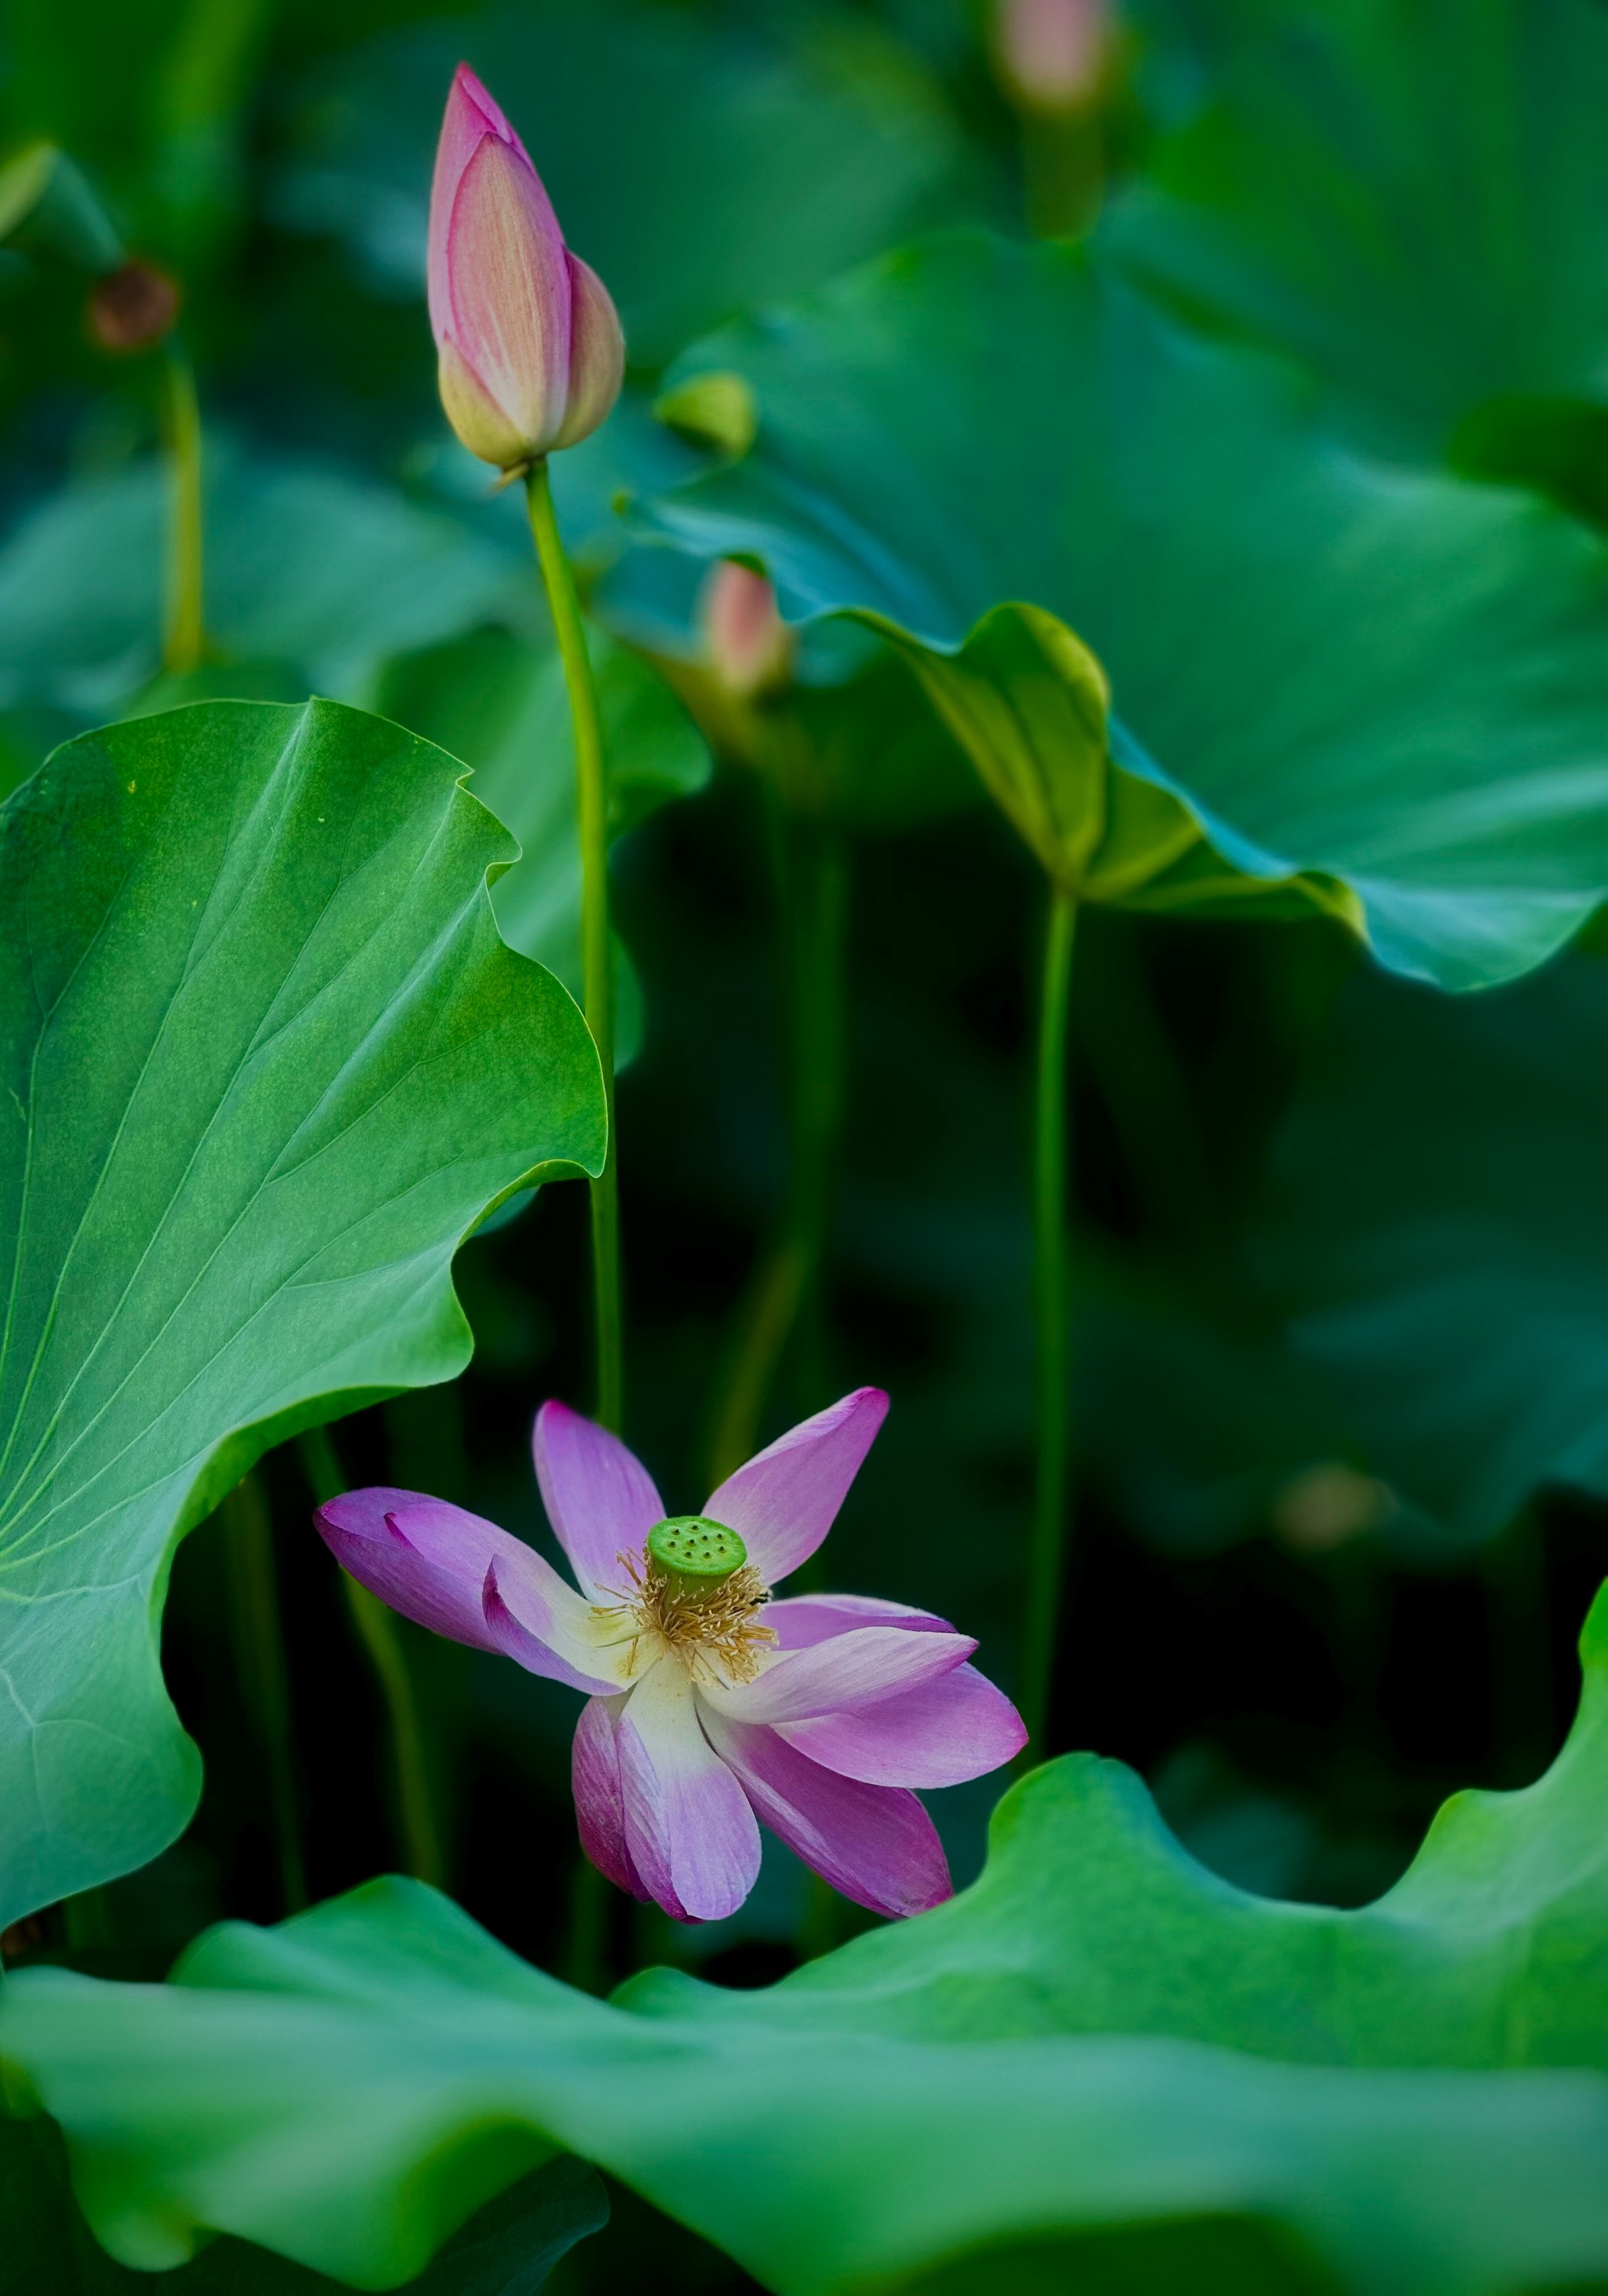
left=317, top=1389, right=1025, bottom=1922
left=428, top=63, right=624, bottom=472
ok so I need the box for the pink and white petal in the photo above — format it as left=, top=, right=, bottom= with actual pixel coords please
left=616, top=1660, right=761, bottom=1923
left=572, top=1695, right=649, bottom=1900
left=702, top=1714, right=951, bottom=1919
left=553, top=253, right=625, bottom=450
left=318, top=1486, right=528, bottom=1653
left=778, top=1664, right=1026, bottom=1787
left=482, top=1558, right=626, bottom=1696
left=533, top=1400, right=663, bottom=1601
left=453, top=64, right=536, bottom=168
left=437, top=335, right=532, bottom=470
left=702, top=1386, right=889, bottom=1586
left=698, top=1624, right=974, bottom=1726
left=427, top=66, right=542, bottom=341
left=767, top=1591, right=956, bottom=1649
left=446, top=133, right=572, bottom=453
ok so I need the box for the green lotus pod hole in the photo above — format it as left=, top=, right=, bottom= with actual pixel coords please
left=647, top=1516, right=747, bottom=1590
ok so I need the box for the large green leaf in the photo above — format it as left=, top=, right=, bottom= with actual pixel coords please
left=371, top=626, right=711, bottom=1066
left=0, top=699, right=605, bottom=1929
left=1104, top=0, right=1608, bottom=470
left=0, top=440, right=525, bottom=722
left=279, top=0, right=981, bottom=370
left=645, top=232, right=1608, bottom=990
left=9, top=1586, right=1608, bottom=2292
left=1261, top=952, right=1608, bottom=1542
left=1, top=2115, right=606, bottom=2295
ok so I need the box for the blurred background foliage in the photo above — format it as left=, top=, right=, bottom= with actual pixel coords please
left=6, top=0, right=1608, bottom=2287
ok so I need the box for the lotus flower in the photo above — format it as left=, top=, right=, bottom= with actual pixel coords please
left=428, top=64, right=624, bottom=471
left=317, top=1389, right=1025, bottom=1922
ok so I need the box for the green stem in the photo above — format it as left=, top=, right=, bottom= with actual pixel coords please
left=60, top=1888, right=114, bottom=1955
left=705, top=812, right=850, bottom=1488
left=220, top=1473, right=307, bottom=1912
left=160, top=339, right=204, bottom=673
left=298, top=1427, right=445, bottom=1888
left=1018, top=884, right=1079, bottom=1760
left=1021, top=108, right=1105, bottom=239
left=525, top=460, right=622, bottom=1435
left=565, top=1856, right=607, bottom=1995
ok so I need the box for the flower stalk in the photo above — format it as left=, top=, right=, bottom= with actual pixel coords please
left=706, top=808, right=850, bottom=1487
left=993, top=0, right=1114, bottom=239
left=298, top=1426, right=444, bottom=1889
left=220, top=1473, right=306, bottom=1913
left=160, top=338, right=205, bottom=675
left=1019, top=883, right=1078, bottom=1758
left=525, top=460, right=623, bottom=1434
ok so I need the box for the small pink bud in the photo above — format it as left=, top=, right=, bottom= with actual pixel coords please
left=700, top=561, right=793, bottom=700
left=428, top=64, right=624, bottom=470
left=996, top=0, right=1112, bottom=111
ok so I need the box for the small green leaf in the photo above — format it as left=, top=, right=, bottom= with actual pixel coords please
left=0, top=699, right=605, bottom=1929
left=897, top=602, right=1110, bottom=889
left=647, top=232, right=1608, bottom=987
left=652, top=373, right=758, bottom=461
left=9, top=1588, right=1608, bottom=2292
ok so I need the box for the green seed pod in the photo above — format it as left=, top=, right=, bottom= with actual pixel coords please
left=647, top=1516, right=748, bottom=1597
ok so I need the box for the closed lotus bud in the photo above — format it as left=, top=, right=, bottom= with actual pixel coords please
left=87, top=259, right=181, bottom=352
left=428, top=64, right=625, bottom=471
left=996, top=0, right=1112, bottom=111
left=700, top=560, right=793, bottom=700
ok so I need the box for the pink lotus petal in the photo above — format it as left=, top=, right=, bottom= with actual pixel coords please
left=779, top=1663, right=1026, bottom=1787
left=572, top=1695, right=649, bottom=1900
left=703, top=1387, right=889, bottom=1585
left=436, top=334, right=532, bottom=473
left=482, top=1559, right=626, bottom=1696
left=617, top=1660, right=761, bottom=1922
left=427, top=63, right=539, bottom=345
left=553, top=251, right=626, bottom=452
left=444, top=131, right=572, bottom=454
left=533, top=1400, right=664, bottom=1601
left=767, top=1591, right=956, bottom=1648
left=704, top=1714, right=952, bottom=1918
left=696, top=1624, right=974, bottom=1725
left=317, top=1487, right=533, bottom=1654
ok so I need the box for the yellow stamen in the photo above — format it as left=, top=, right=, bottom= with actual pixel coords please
left=593, top=1548, right=776, bottom=1687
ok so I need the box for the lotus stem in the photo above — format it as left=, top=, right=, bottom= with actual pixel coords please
left=1019, top=882, right=1078, bottom=1758
left=159, top=338, right=204, bottom=673
left=705, top=811, right=850, bottom=1489
left=525, top=459, right=623, bottom=1436
left=298, top=1425, right=444, bottom=1889
left=221, top=1472, right=307, bottom=1911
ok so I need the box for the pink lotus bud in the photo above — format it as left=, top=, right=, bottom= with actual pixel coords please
left=428, top=64, right=624, bottom=470
left=700, top=560, right=793, bottom=700
left=996, top=0, right=1112, bottom=111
